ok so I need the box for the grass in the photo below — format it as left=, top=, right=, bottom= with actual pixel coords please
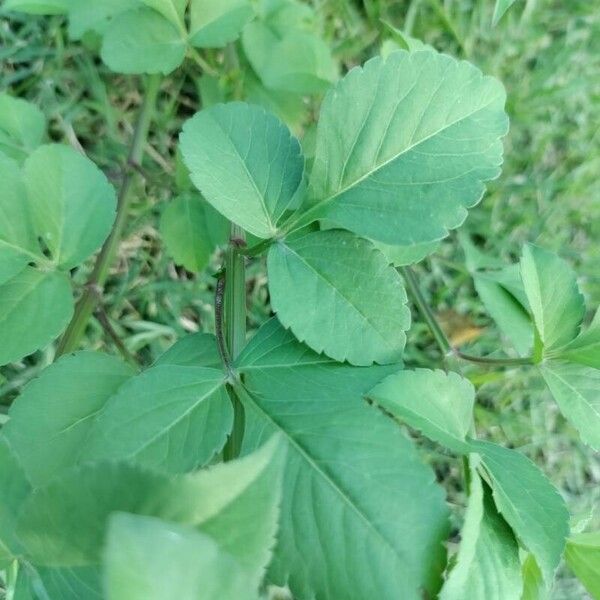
left=1, top=1, right=599, bottom=596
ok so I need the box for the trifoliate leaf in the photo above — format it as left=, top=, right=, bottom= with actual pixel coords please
left=369, top=369, right=474, bottom=453
left=267, top=229, right=410, bottom=365
left=4, top=352, right=135, bottom=486
left=306, top=50, right=508, bottom=245
left=83, top=365, right=231, bottom=472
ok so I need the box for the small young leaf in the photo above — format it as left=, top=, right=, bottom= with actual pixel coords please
left=306, top=50, right=508, bottom=245
left=159, top=193, right=228, bottom=272
left=180, top=102, right=304, bottom=238
left=101, top=8, right=187, bottom=75
left=0, top=93, right=45, bottom=162
left=368, top=369, right=474, bottom=453
left=83, top=365, right=231, bottom=472
left=520, top=244, right=585, bottom=353
left=4, top=352, right=135, bottom=486
left=104, top=514, right=256, bottom=600
left=0, top=439, right=31, bottom=563
left=564, top=532, right=600, bottom=599
left=24, top=144, right=117, bottom=269
left=236, top=320, right=449, bottom=599
left=541, top=361, right=600, bottom=451
left=0, top=268, right=72, bottom=366
left=267, top=229, right=410, bottom=365
left=440, top=467, right=521, bottom=600
left=471, top=440, right=569, bottom=585
left=189, top=0, right=254, bottom=48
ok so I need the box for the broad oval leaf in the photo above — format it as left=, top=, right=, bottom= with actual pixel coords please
left=0, top=268, right=72, bottom=366
left=83, top=365, right=232, bottom=472
left=471, top=439, right=569, bottom=586
left=105, top=514, right=257, bottom=600
left=236, top=319, right=450, bottom=599
left=159, top=192, right=228, bottom=272
left=24, top=144, right=117, bottom=269
left=189, top=0, right=254, bottom=48
left=101, top=8, right=187, bottom=75
left=17, top=437, right=283, bottom=573
left=268, top=229, right=410, bottom=365
left=368, top=368, right=474, bottom=452
left=4, top=352, right=135, bottom=486
left=180, top=102, right=305, bottom=238
left=0, top=93, right=45, bottom=162
left=520, top=244, right=585, bottom=353
left=306, top=50, right=508, bottom=245
left=541, top=361, right=600, bottom=451
left=440, top=466, right=521, bottom=600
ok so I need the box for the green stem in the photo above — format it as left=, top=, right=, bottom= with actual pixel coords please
left=222, top=224, right=247, bottom=461
left=401, top=266, right=534, bottom=368
left=55, top=74, right=161, bottom=357
left=400, top=266, right=452, bottom=355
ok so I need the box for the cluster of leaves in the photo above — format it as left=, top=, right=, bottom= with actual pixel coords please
left=1, top=2, right=599, bottom=600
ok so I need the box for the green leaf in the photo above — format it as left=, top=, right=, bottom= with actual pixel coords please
left=4, top=352, right=135, bottom=486
left=189, top=0, right=254, bottom=48
left=243, top=24, right=337, bottom=94
left=473, top=270, right=533, bottom=356
left=268, top=229, right=410, bottom=365
left=159, top=192, right=228, bottom=272
left=541, top=361, right=600, bottom=451
left=141, top=0, right=187, bottom=28
left=154, top=332, right=222, bottom=368
left=67, top=0, right=139, bottom=39
left=306, top=50, right=508, bottom=245
left=83, top=365, right=231, bottom=472
left=565, top=532, right=600, bottom=599
left=440, top=466, right=521, bottom=600
left=520, top=554, right=545, bottom=600
left=368, top=368, right=474, bottom=452
left=101, top=8, right=187, bottom=74
left=236, top=319, right=450, bottom=599
left=3, top=0, right=68, bottom=14
left=0, top=268, right=72, bottom=366
left=0, top=438, right=31, bottom=563
left=557, top=309, right=600, bottom=368
left=0, top=156, right=40, bottom=284
left=34, top=567, right=103, bottom=600
left=470, top=440, right=569, bottom=585
left=180, top=102, right=305, bottom=238
left=0, top=93, right=45, bottom=162
left=375, top=239, right=439, bottom=266
left=520, top=244, right=585, bottom=353
left=104, top=514, right=257, bottom=600
left=18, top=437, right=283, bottom=574
left=24, top=144, right=117, bottom=269
left=493, top=0, right=518, bottom=26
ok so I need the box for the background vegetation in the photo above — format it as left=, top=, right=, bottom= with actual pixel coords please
left=1, top=1, right=598, bottom=596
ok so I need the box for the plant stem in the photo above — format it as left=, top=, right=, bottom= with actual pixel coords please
left=94, top=305, right=139, bottom=370
left=401, top=266, right=534, bottom=368
left=222, top=224, right=247, bottom=461
left=55, top=74, right=161, bottom=357
left=400, top=266, right=452, bottom=355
